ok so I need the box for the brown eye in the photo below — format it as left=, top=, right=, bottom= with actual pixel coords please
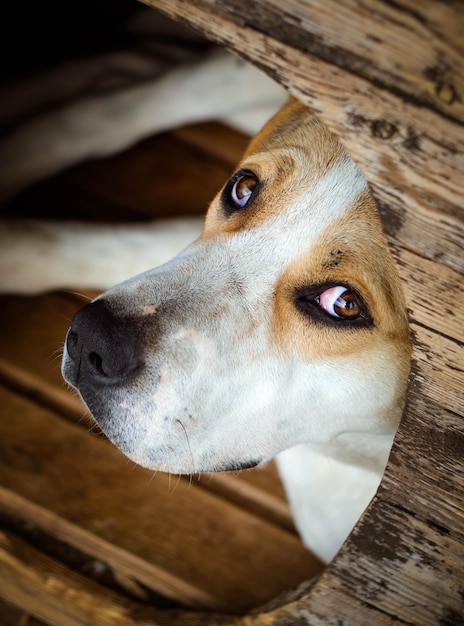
left=295, top=283, right=372, bottom=327
left=316, top=286, right=361, bottom=319
left=222, top=169, right=260, bottom=216
left=230, top=173, right=257, bottom=208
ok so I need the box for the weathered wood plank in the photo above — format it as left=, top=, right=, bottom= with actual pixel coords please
left=199, top=471, right=295, bottom=534
left=410, top=324, right=463, bottom=414
left=317, top=388, right=464, bottom=625
left=63, top=130, right=237, bottom=219
left=394, top=244, right=463, bottom=343
left=222, top=0, right=464, bottom=123
left=0, top=385, right=320, bottom=613
left=0, top=598, right=45, bottom=626
left=172, top=122, right=249, bottom=167
left=0, top=529, right=234, bottom=626
left=143, top=0, right=464, bottom=274
left=233, top=388, right=464, bottom=625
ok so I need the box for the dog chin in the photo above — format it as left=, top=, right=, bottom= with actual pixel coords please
left=99, top=430, right=262, bottom=475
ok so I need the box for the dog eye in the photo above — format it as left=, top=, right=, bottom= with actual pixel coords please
left=315, top=286, right=361, bottom=319
left=295, top=284, right=372, bottom=327
left=223, top=170, right=258, bottom=214
left=230, top=172, right=257, bottom=208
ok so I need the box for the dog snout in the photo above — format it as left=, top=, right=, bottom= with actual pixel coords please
left=64, top=299, right=144, bottom=388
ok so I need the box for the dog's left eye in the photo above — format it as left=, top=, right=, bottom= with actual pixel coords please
left=295, top=284, right=372, bottom=327
left=315, top=286, right=361, bottom=319
left=223, top=170, right=258, bottom=214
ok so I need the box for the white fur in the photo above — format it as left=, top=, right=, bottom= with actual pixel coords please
left=276, top=441, right=388, bottom=563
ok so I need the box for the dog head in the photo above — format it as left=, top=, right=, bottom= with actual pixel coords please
left=62, top=98, right=411, bottom=474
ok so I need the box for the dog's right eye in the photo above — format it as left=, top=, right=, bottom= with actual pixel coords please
left=223, top=170, right=259, bottom=215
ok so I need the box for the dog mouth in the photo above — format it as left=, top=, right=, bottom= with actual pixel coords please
left=213, top=459, right=261, bottom=472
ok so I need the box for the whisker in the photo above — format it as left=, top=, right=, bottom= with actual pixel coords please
left=176, top=419, right=196, bottom=476
left=172, top=473, right=182, bottom=494
left=48, top=345, right=65, bottom=368
left=63, top=290, right=93, bottom=302
left=148, top=469, right=159, bottom=484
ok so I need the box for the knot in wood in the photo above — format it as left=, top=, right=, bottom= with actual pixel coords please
left=435, top=82, right=457, bottom=105
left=370, top=119, right=397, bottom=140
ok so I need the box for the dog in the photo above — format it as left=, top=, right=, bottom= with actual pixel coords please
left=57, top=96, right=412, bottom=564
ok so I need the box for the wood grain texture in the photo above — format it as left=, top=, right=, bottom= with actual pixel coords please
left=0, top=529, right=235, bottom=626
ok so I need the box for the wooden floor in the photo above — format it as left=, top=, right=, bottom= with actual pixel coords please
left=0, top=123, right=323, bottom=624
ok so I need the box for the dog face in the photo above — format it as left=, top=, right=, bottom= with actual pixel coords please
left=62, top=98, right=411, bottom=474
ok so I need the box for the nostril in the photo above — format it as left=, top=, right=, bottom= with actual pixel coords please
left=89, top=352, right=107, bottom=378
left=87, top=345, right=143, bottom=382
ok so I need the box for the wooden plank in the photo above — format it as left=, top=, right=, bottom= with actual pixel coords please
left=144, top=0, right=464, bottom=274
left=0, top=529, right=234, bottom=626
left=316, top=388, right=464, bottom=625
left=232, top=389, right=464, bottom=625
left=223, top=0, right=464, bottom=123
left=200, top=469, right=295, bottom=534
left=63, top=130, right=236, bottom=219
left=394, top=245, right=463, bottom=344
left=0, top=292, right=86, bottom=389
left=410, top=324, right=463, bottom=414
left=0, top=598, right=46, bottom=626
left=0, top=385, right=321, bottom=613
left=172, top=122, right=249, bottom=167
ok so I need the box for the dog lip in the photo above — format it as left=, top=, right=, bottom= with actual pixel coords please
left=219, top=459, right=260, bottom=472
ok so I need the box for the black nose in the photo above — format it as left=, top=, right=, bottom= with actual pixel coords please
left=65, top=299, right=144, bottom=387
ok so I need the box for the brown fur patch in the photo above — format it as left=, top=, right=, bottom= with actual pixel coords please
left=271, top=191, right=411, bottom=369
